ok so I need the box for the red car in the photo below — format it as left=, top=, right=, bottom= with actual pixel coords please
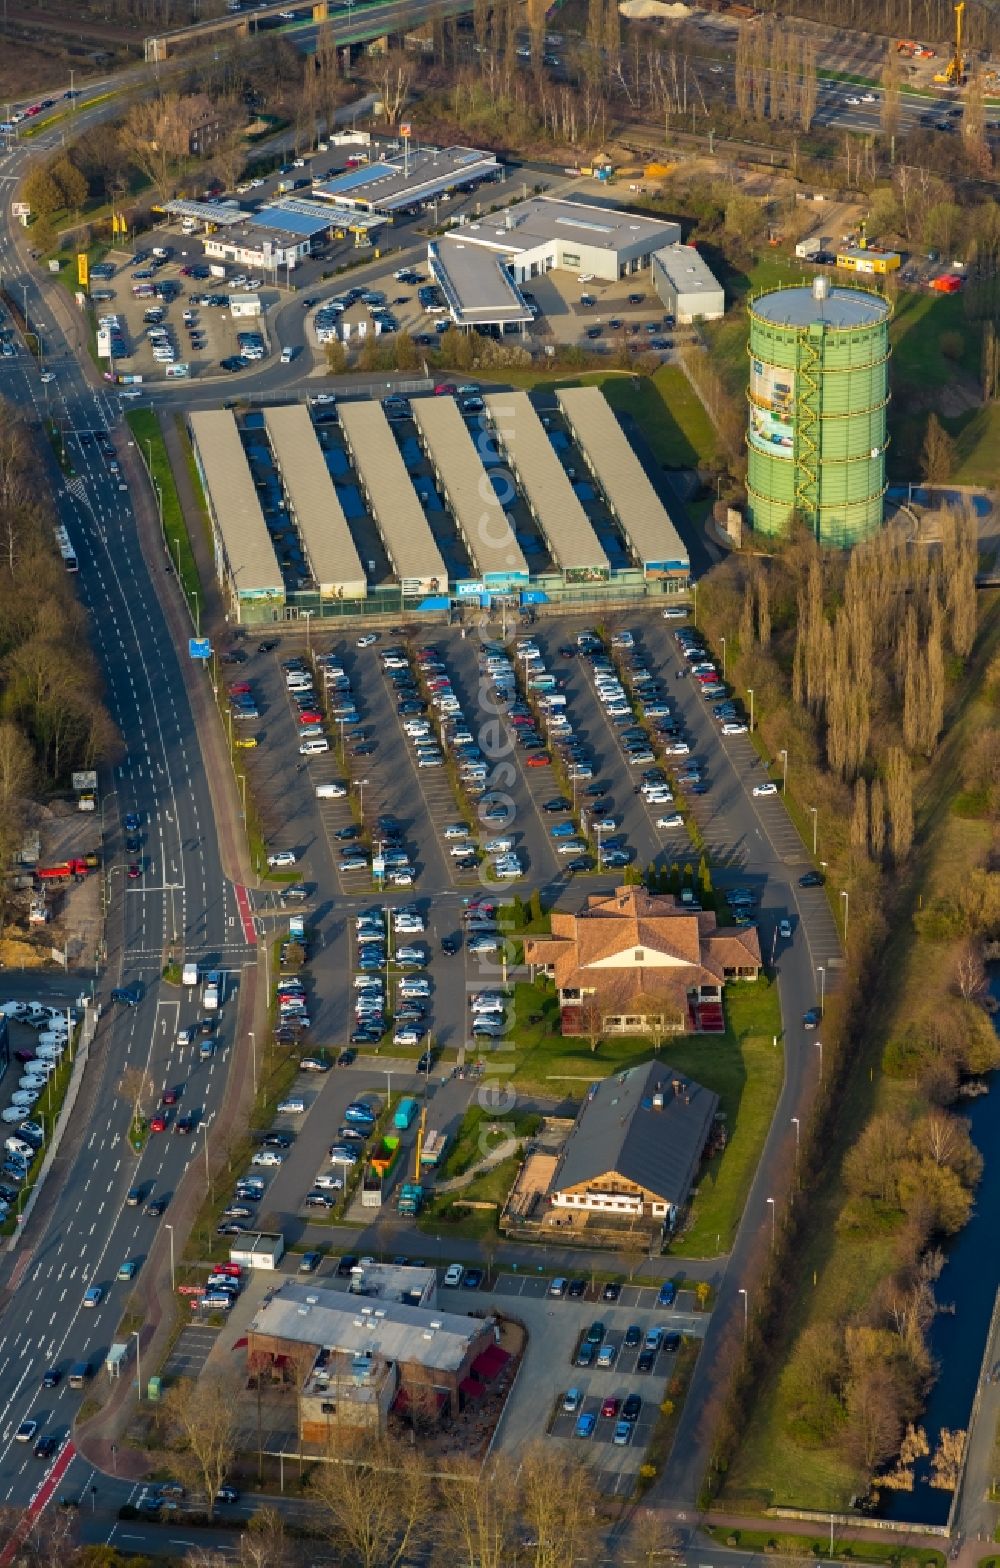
left=228, top=682, right=252, bottom=695
left=525, top=753, right=551, bottom=767
left=127, top=863, right=141, bottom=880
left=433, top=383, right=455, bottom=396
left=215, top=1263, right=242, bottom=1278
left=299, top=710, right=323, bottom=725
left=161, top=1088, right=178, bottom=1106
left=601, top=1396, right=620, bottom=1419
left=150, top=1113, right=168, bottom=1134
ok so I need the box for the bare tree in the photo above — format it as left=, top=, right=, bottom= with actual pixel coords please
left=519, top=1441, right=594, bottom=1568
left=117, top=1065, right=153, bottom=1140
left=920, top=413, right=954, bottom=485
left=119, top=94, right=204, bottom=201
left=309, top=1438, right=432, bottom=1568
left=166, top=1375, right=238, bottom=1515
left=955, top=939, right=987, bottom=1002
left=436, top=1453, right=520, bottom=1568
left=629, top=1511, right=682, bottom=1567
left=241, top=1506, right=292, bottom=1568
left=375, top=52, right=412, bottom=126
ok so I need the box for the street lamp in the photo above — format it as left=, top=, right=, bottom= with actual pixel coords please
left=809, top=806, right=818, bottom=856
left=165, top=1222, right=175, bottom=1294
left=385, top=1070, right=392, bottom=1110
left=249, top=1030, right=257, bottom=1093
left=720, top=635, right=727, bottom=680
left=738, top=1285, right=748, bottom=1336
left=747, top=688, right=755, bottom=732
left=816, top=1039, right=823, bottom=1083
left=779, top=749, right=787, bottom=793
left=791, top=1116, right=800, bottom=1173
left=766, top=1195, right=776, bottom=1248
left=817, top=965, right=825, bottom=1016
left=355, top=776, right=369, bottom=825
left=303, top=609, right=313, bottom=653
left=595, top=819, right=609, bottom=872
left=133, top=1329, right=142, bottom=1400
left=841, top=889, right=849, bottom=945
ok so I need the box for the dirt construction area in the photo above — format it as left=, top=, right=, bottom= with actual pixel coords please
left=94, top=244, right=276, bottom=385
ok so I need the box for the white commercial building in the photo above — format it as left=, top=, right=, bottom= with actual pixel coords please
left=652, top=243, right=725, bottom=323
left=441, top=197, right=681, bottom=286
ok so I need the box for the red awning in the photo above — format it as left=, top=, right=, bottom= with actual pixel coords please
left=470, top=1344, right=510, bottom=1381
left=459, top=1377, right=484, bottom=1399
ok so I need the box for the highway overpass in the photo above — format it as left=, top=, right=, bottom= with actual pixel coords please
left=145, top=0, right=473, bottom=61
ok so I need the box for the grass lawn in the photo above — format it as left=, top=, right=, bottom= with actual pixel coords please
left=418, top=1153, right=523, bottom=1238
left=440, top=1104, right=542, bottom=1181
left=946, top=403, right=1000, bottom=485
left=676, top=978, right=784, bottom=1257
left=890, top=287, right=980, bottom=387
left=708, top=1529, right=944, bottom=1568
left=504, top=975, right=782, bottom=1256
left=125, top=410, right=202, bottom=624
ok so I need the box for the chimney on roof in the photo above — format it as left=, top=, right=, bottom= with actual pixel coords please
left=671, top=1077, right=683, bottom=1096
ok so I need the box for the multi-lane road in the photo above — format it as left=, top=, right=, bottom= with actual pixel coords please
left=0, top=121, right=257, bottom=1522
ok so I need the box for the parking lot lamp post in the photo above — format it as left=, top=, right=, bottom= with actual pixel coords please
left=791, top=1117, right=800, bottom=1176
left=249, top=1030, right=256, bottom=1094
left=809, top=806, right=818, bottom=856
left=779, top=749, right=788, bottom=793
left=841, top=889, right=849, bottom=945
left=385, top=1070, right=392, bottom=1111
left=302, top=610, right=313, bottom=654
left=133, top=1329, right=142, bottom=1401
left=720, top=636, right=726, bottom=680
left=817, top=965, right=825, bottom=1016
left=355, top=776, right=368, bottom=826
left=165, top=1222, right=175, bottom=1293
left=766, top=1195, right=776, bottom=1248
left=747, top=688, right=755, bottom=732
left=738, top=1286, right=748, bottom=1337
left=816, top=1039, right=823, bottom=1083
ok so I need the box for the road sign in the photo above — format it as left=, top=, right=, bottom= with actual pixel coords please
left=10, top=202, right=29, bottom=218
left=189, top=638, right=212, bottom=660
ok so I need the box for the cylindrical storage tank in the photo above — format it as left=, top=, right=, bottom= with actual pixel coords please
left=745, top=278, right=891, bottom=548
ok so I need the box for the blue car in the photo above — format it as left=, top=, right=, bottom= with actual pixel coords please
left=550, top=822, right=577, bottom=838
left=657, top=1280, right=676, bottom=1308
left=575, top=1412, right=596, bottom=1439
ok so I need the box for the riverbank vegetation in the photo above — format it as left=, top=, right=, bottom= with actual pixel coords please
left=691, top=517, right=1000, bottom=1510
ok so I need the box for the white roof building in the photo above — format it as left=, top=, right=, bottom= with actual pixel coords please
left=652, top=243, right=725, bottom=323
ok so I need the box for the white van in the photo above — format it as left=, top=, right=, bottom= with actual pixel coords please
left=300, top=738, right=330, bottom=756
left=315, top=781, right=347, bottom=799
left=182, top=961, right=199, bottom=987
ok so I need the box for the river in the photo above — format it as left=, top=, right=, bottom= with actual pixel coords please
left=880, top=981, right=1000, bottom=1526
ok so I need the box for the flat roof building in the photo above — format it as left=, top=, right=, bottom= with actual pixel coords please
left=262, top=406, right=366, bottom=600
left=428, top=236, right=533, bottom=332
left=337, top=401, right=449, bottom=596
left=248, top=1278, right=496, bottom=1423
left=448, top=197, right=681, bottom=283
left=314, top=144, right=500, bottom=215
left=410, top=396, right=529, bottom=588
left=204, top=224, right=311, bottom=271
left=652, top=242, right=725, bottom=323
left=555, top=387, right=689, bottom=579
left=188, top=410, right=284, bottom=619
left=484, top=391, right=610, bottom=581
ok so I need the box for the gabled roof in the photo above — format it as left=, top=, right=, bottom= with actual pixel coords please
left=551, top=1060, right=718, bottom=1208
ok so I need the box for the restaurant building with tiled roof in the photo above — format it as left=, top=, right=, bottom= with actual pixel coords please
left=523, top=885, right=761, bottom=1037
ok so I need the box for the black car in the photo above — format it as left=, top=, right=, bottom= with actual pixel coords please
left=543, top=798, right=571, bottom=813
left=144, top=1196, right=167, bottom=1217
left=637, top=1348, right=656, bottom=1373
left=217, top=1485, right=240, bottom=1505
left=34, top=1435, right=59, bottom=1460
left=567, top=1278, right=587, bottom=1299
left=602, top=1282, right=622, bottom=1302
left=622, top=1393, right=642, bottom=1423
left=799, top=870, right=825, bottom=887
left=663, top=1331, right=682, bottom=1352
left=258, top=640, right=278, bottom=653
left=336, top=1254, right=358, bottom=1277
left=41, top=1368, right=61, bottom=1389
left=337, top=1048, right=357, bottom=1067
left=262, top=1132, right=293, bottom=1149
left=174, top=1115, right=194, bottom=1135
left=416, top=1051, right=436, bottom=1074
left=441, top=933, right=461, bottom=956
left=623, top=1325, right=642, bottom=1349
left=217, top=1221, right=247, bottom=1236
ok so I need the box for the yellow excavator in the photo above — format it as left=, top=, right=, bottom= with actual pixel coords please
left=933, top=1, right=965, bottom=85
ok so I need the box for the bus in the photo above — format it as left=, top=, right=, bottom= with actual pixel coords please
left=54, top=524, right=77, bottom=573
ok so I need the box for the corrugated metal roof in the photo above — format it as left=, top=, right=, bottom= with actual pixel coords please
left=188, top=411, right=283, bottom=598
left=410, top=397, right=528, bottom=581
left=252, top=205, right=330, bottom=237
left=556, top=387, right=689, bottom=571
left=483, top=392, right=608, bottom=573
left=263, top=406, right=366, bottom=597
left=337, top=402, right=448, bottom=588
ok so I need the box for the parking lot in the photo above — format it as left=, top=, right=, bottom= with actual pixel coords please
left=89, top=246, right=275, bottom=384
left=445, top=1273, right=705, bottom=1488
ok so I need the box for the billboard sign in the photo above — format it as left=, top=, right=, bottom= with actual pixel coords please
left=71, top=771, right=98, bottom=794
left=189, top=638, right=212, bottom=660
left=748, top=360, right=794, bottom=457
left=77, top=253, right=89, bottom=290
